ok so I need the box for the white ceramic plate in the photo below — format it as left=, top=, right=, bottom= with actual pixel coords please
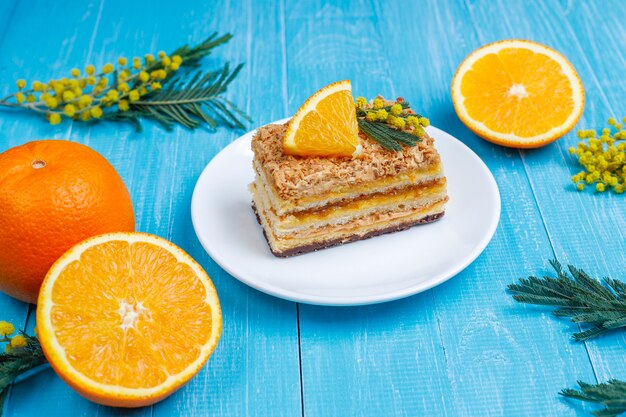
left=191, top=119, right=500, bottom=306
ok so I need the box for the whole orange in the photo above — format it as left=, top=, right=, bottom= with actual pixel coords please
left=0, top=140, right=135, bottom=303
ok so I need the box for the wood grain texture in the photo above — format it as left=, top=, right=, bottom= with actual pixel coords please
left=0, top=0, right=80, bottom=332
left=2, top=0, right=301, bottom=416
left=283, top=2, right=456, bottom=417
left=0, top=0, right=624, bottom=416
left=291, top=1, right=595, bottom=416
left=524, top=0, right=626, bottom=384
left=0, top=1, right=106, bottom=415
left=458, top=0, right=626, bottom=402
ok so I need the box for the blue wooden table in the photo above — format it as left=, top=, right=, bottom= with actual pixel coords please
left=1, top=1, right=625, bottom=416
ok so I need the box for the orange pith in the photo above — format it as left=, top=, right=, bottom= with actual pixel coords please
left=36, top=232, right=222, bottom=408
left=284, top=80, right=361, bottom=157
left=451, top=39, right=584, bottom=148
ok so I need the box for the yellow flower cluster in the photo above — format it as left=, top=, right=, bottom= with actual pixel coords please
left=569, top=117, right=626, bottom=193
left=0, top=320, right=14, bottom=337
left=365, top=109, right=388, bottom=122
left=390, top=103, right=403, bottom=116
left=387, top=114, right=406, bottom=129
left=356, top=96, right=430, bottom=138
left=13, top=51, right=183, bottom=125
left=0, top=320, right=29, bottom=353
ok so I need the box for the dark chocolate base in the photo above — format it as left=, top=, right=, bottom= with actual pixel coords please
left=252, top=203, right=445, bottom=258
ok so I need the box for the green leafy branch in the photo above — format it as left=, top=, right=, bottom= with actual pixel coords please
left=0, top=32, right=249, bottom=132
left=105, top=63, right=250, bottom=131
left=354, top=98, right=427, bottom=151
left=167, top=32, right=233, bottom=68
left=508, top=259, right=626, bottom=341
left=0, top=333, right=47, bottom=416
left=561, top=380, right=626, bottom=417
left=508, top=260, right=626, bottom=416
left=358, top=119, right=422, bottom=151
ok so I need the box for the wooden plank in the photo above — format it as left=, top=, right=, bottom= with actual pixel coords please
left=460, top=0, right=626, bottom=394
left=148, top=1, right=302, bottom=416
left=5, top=0, right=302, bottom=416
left=0, top=1, right=106, bottom=415
left=0, top=1, right=17, bottom=47
left=0, top=0, right=85, bottom=326
left=398, top=0, right=598, bottom=414
left=1, top=1, right=623, bottom=416
left=500, top=0, right=626, bottom=383
left=285, top=2, right=456, bottom=416
left=556, top=0, right=626, bottom=382
left=301, top=2, right=594, bottom=416
left=382, top=1, right=596, bottom=415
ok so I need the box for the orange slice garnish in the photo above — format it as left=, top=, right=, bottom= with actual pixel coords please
left=36, top=232, right=222, bottom=407
left=451, top=39, right=584, bottom=148
left=284, top=80, right=361, bottom=157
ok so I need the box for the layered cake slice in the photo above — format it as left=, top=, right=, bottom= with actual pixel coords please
left=249, top=81, right=448, bottom=257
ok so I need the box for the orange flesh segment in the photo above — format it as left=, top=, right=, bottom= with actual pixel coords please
left=284, top=80, right=361, bottom=157
left=459, top=47, right=577, bottom=138
left=290, top=90, right=359, bottom=156
left=49, top=240, right=213, bottom=389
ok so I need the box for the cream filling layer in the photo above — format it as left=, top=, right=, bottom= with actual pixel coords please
left=255, top=196, right=447, bottom=253
left=253, top=159, right=445, bottom=215
left=252, top=178, right=447, bottom=232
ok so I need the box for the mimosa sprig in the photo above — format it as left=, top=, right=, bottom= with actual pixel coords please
left=0, top=322, right=46, bottom=416
left=0, top=33, right=250, bottom=132
left=355, top=97, right=429, bottom=151
left=569, top=117, right=626, bottom=194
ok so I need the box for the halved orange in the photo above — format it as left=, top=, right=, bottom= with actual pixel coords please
left=284, top=80, right=361, bottom=157
left=36, top=232, right=222, bottom=407
left=451, top=39, right=584, bottom=148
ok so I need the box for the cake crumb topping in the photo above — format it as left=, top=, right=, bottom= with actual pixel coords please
left=251, top=122, right=441, bottom=199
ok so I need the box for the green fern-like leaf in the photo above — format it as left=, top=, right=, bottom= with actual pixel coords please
left=169, top=32, right=233, bottom=68
left=561, top=380, right=626, bottom=417
left=508, top=260, right=626, bottom=341
left=112, top=63, right=250, bottom=132
left=0, top=32, right=249, bottom=133
left=104, top=33, right=249, bottom=132
left=358, top=119, right=422, bottom=151
left=509, top=262, right=626, bottom=416
left=0, top=334, right=47, bottom=416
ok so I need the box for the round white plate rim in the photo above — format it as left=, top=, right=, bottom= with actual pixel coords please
left=191, top=118, right=501, bottom=306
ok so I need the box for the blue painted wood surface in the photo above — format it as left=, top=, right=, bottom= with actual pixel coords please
left=0, top=0, right=624, bottom=416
